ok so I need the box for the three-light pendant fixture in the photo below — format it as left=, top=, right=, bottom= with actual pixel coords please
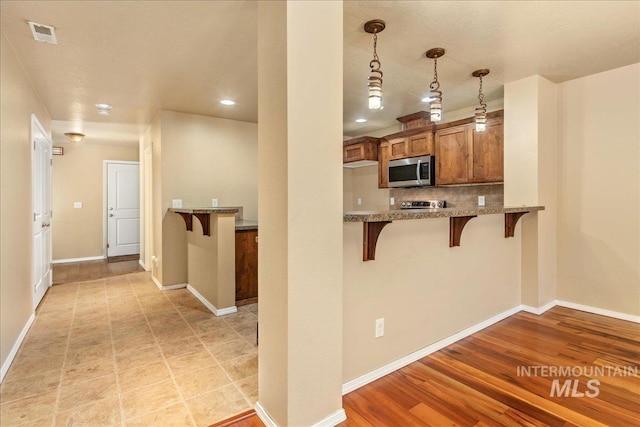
left=362, top=21, right=491, bottom=131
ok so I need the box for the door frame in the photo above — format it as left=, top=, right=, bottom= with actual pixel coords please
left=103, top=160, right=140, bottom=258
left=31, top=114, right=52, bottom=309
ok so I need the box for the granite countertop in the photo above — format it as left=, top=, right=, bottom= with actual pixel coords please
left=169, top=207, right=241, bottom=214
left=235, top=220, right=258, bottom=231
left=344, top=205, right=545, bottom=222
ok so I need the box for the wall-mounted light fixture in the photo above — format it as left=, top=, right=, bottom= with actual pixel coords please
left=472, top=69, right=489, bottom=132
left=426, top=48, right=445, bottom=122
left=64, top=132, right=85, bottom=143
left=364, top=19, right=386, bottom=110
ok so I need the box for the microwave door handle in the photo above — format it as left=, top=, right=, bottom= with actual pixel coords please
left=416, top=160, right=422, bottom=184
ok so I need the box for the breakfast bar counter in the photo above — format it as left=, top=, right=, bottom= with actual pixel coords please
left=344, top=205, right=544, bottom=261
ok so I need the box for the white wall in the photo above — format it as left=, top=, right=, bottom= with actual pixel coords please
left=557, top=63, right=640, bottom=315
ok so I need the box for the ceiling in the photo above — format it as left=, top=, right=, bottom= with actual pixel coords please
left=1, top=1, right=638, bottom=144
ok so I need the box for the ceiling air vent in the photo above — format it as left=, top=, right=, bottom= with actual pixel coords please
left=28, top=21, right=57, bottom=45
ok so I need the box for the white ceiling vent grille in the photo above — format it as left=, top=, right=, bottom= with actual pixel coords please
left=28, top=21, right=57, bottom=44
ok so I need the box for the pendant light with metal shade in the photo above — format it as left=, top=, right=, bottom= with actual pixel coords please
left=364, top=19, right=385, bottom=110
left=472, top=69, right=490, bottom=132
left=426, top=48, right=445, bottom=122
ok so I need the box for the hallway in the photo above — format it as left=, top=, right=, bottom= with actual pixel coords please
left=0, top=272, right=258, bottom=426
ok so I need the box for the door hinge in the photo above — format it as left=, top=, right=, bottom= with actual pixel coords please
left=50, top=158, right=53, bottom=165
left=107, top=243, right=110, bottom=249
left=33, top=212, right=36, bottom=221
left=33, top=140, right=36, bottom=150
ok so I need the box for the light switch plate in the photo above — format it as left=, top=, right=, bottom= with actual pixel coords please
left=478, top=196, right=486, bottom=207
left=172, top=199, right=182, bottom=208
left=357, top=198, right=362, bottom=206
left=211, top=199, right=218, bottom=207
left=390, top=197, right=395, bottom=206
left=73, top=202, right=82, bottom=209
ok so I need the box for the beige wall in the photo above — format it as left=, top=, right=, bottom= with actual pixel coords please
left=343, top=214, right=522, bottom=381
left=51, top=142, right=138, bottom=260
left=258, top=1, right=344, bottom=425
left=344, top=165, right=389, bottom=211
left=151, top=110, right=258, bottom=286
left=557, top=63, right=640, bottom=315
left=504, top=75, right=558, bottom=309
left=0, top=32, right=51, bottom=374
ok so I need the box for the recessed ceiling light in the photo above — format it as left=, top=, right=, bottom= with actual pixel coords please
left=97, top=109, right=110, bottom=116
left=220, top=99, right=236, bottom=106
left=421, top=96, right=435, bottom=103
left=95, top=103, right=112, bottom=109
left=355, top=118, right=367, bottom=123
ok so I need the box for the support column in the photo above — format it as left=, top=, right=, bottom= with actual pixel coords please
left=257, top=1, right=344, bottom=426
left=504, top=75, right=558, bottom=310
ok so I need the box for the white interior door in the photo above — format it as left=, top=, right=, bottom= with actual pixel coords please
left=107, top=162, right=140, bottom=257
left=32, top=115, right=52, bottom=309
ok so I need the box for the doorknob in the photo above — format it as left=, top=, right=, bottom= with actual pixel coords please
left=109, top=213, right=114, bottom=217
left=109, top=207, right=113, bottom=210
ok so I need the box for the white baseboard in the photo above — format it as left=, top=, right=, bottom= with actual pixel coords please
left=151, top=275, right=187, bottom=291
left=311, top=409, right=347, bottom=427
left=255, top=402, right=345, bottom=427
left=52, top=255, right=105, bottom=264
left=186, top=284, right=237, bottom=316
left=520, top=300, right=556, bottom=315
left=255, top=402, right=277, bottom=427
left=138, top=259, right=149, bottom=271
left=1, top=313, right=35, bottom=383
left=341, top=305, right=523, bottom=395
left=555, top=300, right=640, bottom=323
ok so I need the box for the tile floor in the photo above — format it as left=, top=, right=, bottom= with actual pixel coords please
left=0, top=272, right=258, bottom=426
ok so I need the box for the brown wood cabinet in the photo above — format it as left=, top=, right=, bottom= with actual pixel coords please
left=434, top=117, right=504, bottom=185
left=435, top=125, right=473, bottom=185
left=343, top=136, right=379, bottom=164
left=472, top=117, right=504, bottom=183
left=235, top=230, right=258, bottom=302
left=378, top=141, right=390, bottom=188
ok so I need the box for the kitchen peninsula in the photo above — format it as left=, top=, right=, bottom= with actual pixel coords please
left=345, top=205, right=544, bottom=260
left=169, top=207, right=239, bottom=316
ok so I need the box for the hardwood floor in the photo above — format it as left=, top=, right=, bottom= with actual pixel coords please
left=210, top=307, right=639, bottom=426
left=52, top=257, right=144, bottom=284
left=339, top=307, right=639, bottom=426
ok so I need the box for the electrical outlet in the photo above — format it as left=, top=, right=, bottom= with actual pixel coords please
left=478, top=195, right=486, bottom=207
left=357, top=198, right=362, bottom=206
left=172, top=199, right=182, bottom=208
left=73, top=202, right=82, bottom=209
left=375, top=318, right=384, bottom=338
left=211, top=198, right=218, bottom=207
left=390, top=197, right=395, bottom=206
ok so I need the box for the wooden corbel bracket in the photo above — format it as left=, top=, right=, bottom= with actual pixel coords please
left=193, top=213, right=211, bottom=236
left=176, top=212, right=193, bottom=232
left=363, top=221, right=391, bottom=261
left=504, top=212, right=529, bottom=238
left=449, top=216, right=477, bottom=247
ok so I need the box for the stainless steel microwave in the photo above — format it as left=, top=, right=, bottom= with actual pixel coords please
left=388, top=155, right=435, bottom=187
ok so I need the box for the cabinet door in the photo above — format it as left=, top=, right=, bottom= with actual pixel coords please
left=472, top=118, right=504, bottom=183
left=435, top=125, right=473, bottom=185
left=388, top=138, right=409, bottom=160
left=407, top=132, right=434, bottom=157
left=343, top=143, right=365, bottom=163
left=235, top=230, right=258, bottom=301
left=378, top=142, right=389, bottom=188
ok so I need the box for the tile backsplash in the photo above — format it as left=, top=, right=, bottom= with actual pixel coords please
left=390, top=184, right=503, bottom=209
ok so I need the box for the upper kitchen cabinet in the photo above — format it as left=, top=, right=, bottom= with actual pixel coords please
left=435, top=124, right=473, bottom=185
left=471, top=117, right=503, bottom=182
left=435, top=113, right=504, bottom=185
left=343, top=136, right=380, bottom=168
